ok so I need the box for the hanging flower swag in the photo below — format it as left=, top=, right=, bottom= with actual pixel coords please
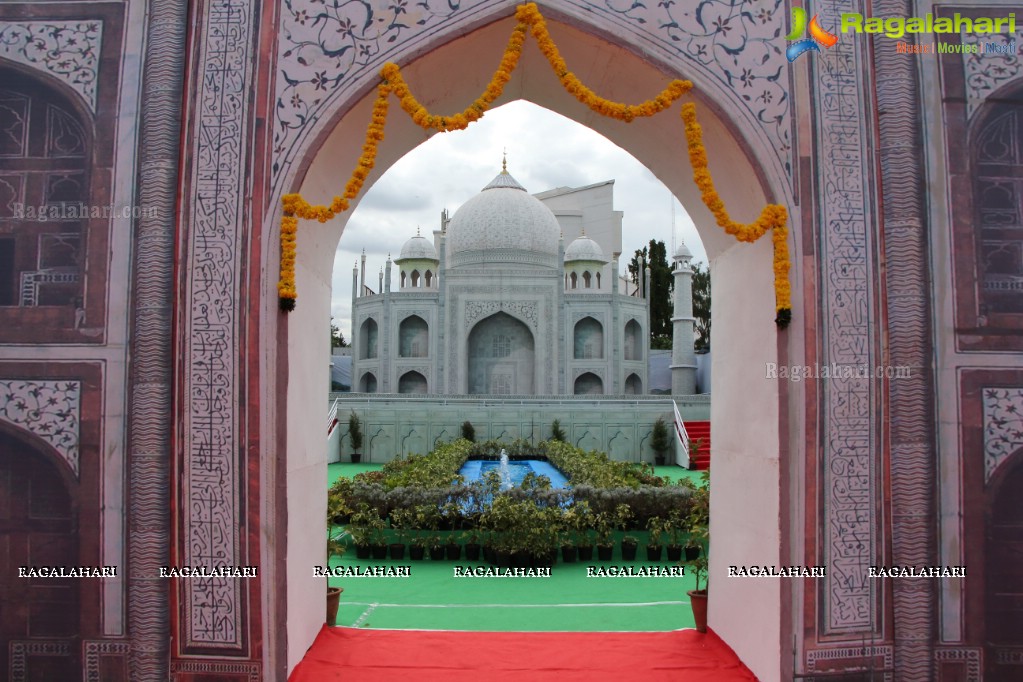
left=278, top=2, right=792, bottom=328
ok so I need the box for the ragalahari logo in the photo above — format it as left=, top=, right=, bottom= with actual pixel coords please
left=785, top=7, right=839, bottom=61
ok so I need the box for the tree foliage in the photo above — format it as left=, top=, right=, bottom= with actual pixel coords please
left=628, top=239, right=673, bottom=346
left=330, top=317, right=349, bottom=348
left=691, top=262, right=711, bottom=351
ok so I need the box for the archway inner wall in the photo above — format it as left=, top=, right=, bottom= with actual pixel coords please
left=283, top=13, right=787, bottom=677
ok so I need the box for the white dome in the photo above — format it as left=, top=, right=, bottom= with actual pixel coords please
left=396, top=233, right=438, bottom=262
left=564, top=235, right=607, bottom=264
left=445, top=170, right=561, bottom=264
left=674, top=240, right=693, bottom=260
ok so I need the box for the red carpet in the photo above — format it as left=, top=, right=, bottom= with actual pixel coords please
left=289, top=626, right=758, bottom=681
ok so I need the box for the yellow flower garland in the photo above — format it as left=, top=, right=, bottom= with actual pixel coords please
left=277, top=2, right=792, bottom=329
left=680, top=103, right=791, bottom=325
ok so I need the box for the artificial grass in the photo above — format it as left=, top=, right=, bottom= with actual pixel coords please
left=327, top=550, right=697, bottom=632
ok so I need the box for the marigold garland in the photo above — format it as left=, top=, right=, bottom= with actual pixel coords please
left=680, top=103, right=791, bottom=327
left=278, top=2, right=792, bottom=330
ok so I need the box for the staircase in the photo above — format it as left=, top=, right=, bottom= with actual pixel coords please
left=683, top=421, right=711, bottom=470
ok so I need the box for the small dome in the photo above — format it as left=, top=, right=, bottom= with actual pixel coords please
left=446, top=168, right=561, bottom=263
left=674, top=240, right=693, bottom=260
left=564, top=235, right=608, bottom=264
left=397, top=233, right=438, bottom=262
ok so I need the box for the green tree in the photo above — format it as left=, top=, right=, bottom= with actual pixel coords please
left=330, top=317, right=348, bottom=348
left=628, top=239, right=673, bottom=347
left=691, top=262, right=711, bottom=351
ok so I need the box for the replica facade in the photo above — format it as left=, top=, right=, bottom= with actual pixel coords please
left=350, top=165, right=662, bottom=396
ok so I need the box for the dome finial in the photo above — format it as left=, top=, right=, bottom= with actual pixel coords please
left=502, top=147, right=508, bottom=174
left=417, top=225, right=421, bottom=237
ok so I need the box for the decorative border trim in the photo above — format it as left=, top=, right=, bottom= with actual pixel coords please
left=9, top=640, right=72, bottom=682
left=0, top=379, right=80, bottom=476
left=935, top=647, right=982, bottom=682
left=814, top=0, right=880, bottom=636
left=84, top=640, right=130, bottom=682
left=180, top=0, right=255, bottom=651
left=0, top=21, right=103, bottom=111
left=170, top=659, right=261, bottom=681
left=806, top=644, right=893, bottom=680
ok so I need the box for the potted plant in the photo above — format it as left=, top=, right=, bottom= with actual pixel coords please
left=687, top=437, right=703, bottom=471
left=685, top=477, right=709, bottom=561
left=326, top=488, right=347, bottom=626
left=651, top=417, right=670, bottom=466
left=409, top=505, right=432, bottom=561
left=617, top=504, right=638, bottom=561
left=461, top=420, right=475, bottom=442
left=442, top=502, right=462, bottom=560
left=388, top=507, right=410, bottom=561
left=646, top=516, right=664, bottom=561
left=559, top=506, right=578, bottom=563
left=349, top=411, right=364, bottom=463
left=665, top=509, right=684, bottom=562
left=462, top=526, right=482, bottom=561
left=367, top=507, right=388, bottom=560
left=348, top=504, right=373, bottom=560
left=687, top=552, right=709, bottom=633
left=594, top=510, right=615, bottom=562
left=686, top=470, right=710, bottom=632
left=574, top=501, right=595, bottom=561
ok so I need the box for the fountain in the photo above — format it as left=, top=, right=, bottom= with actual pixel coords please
left=498, top=449, right=512, bottom=491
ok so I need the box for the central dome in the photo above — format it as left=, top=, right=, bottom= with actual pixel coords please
left=445, top=168, right=561, bottom=265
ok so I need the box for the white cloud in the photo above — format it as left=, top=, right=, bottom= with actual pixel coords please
left=331, top=100, right=706, bottom=337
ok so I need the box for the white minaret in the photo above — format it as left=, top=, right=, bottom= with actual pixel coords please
left=670, top=239, right=698, bottom=395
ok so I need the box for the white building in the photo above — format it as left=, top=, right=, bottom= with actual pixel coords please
left=350, top=163, right=695, bottom=396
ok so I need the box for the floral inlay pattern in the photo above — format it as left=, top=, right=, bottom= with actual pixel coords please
left=0, top=379, right=80, bottom=476
left=0, top=22, right=103, bottom=112
left=961, top=28, right=1023, bottom=120
left=271, top=0, right=792, bottom=195
left=984, top=387, right=1023, bottom=482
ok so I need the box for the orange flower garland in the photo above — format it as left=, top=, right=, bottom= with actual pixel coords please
left=277, top=2, right=792, bottom=330
left=680, top=102, right=791, bottom=327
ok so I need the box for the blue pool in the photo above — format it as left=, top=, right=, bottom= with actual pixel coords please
left=459, top=459, right=570, bottom=490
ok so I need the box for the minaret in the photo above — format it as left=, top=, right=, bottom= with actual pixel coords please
left=670, top=240, right=698, bottom=395
left=360, top=249, right=367, bottom=296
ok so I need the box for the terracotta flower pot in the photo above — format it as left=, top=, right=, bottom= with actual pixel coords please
left=688, top=589, right=708, bottom=633
left=326, top=586, right=343, bottom=626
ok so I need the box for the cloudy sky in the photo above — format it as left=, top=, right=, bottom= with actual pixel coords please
left=331, top=100, right=707, bottom=340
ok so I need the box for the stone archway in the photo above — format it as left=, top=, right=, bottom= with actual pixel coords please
left=467, top=312, right=535, bottom=395
left=985, top=450, right=1023, bottom=680
left=0, top=428, right=79, bottom=679
left=274, top=9, right=788, bottom=676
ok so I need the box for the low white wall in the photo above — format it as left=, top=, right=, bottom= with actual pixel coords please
left=327, top=394, right=707, bottom=464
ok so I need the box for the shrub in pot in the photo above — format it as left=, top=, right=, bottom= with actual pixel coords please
left=616, top=504, right=639, bottom=561
left=687, top=553, right=709, bottom=633
left=348, top=411, right=364, bottom=463
left=388, top=507, right=410, bottom=561
left=646, top=516, right=664, bottom=561
left=462, top=527, right=482, bottom=561
left=665, top=510, right=684, bottom=562
left=326, top=494, right=347, bottom=626
left=594, top=510, right=614, bottom=561
left=348, top=504, right=374, bottom=559
left=651, top=417, right=670, bottom=466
